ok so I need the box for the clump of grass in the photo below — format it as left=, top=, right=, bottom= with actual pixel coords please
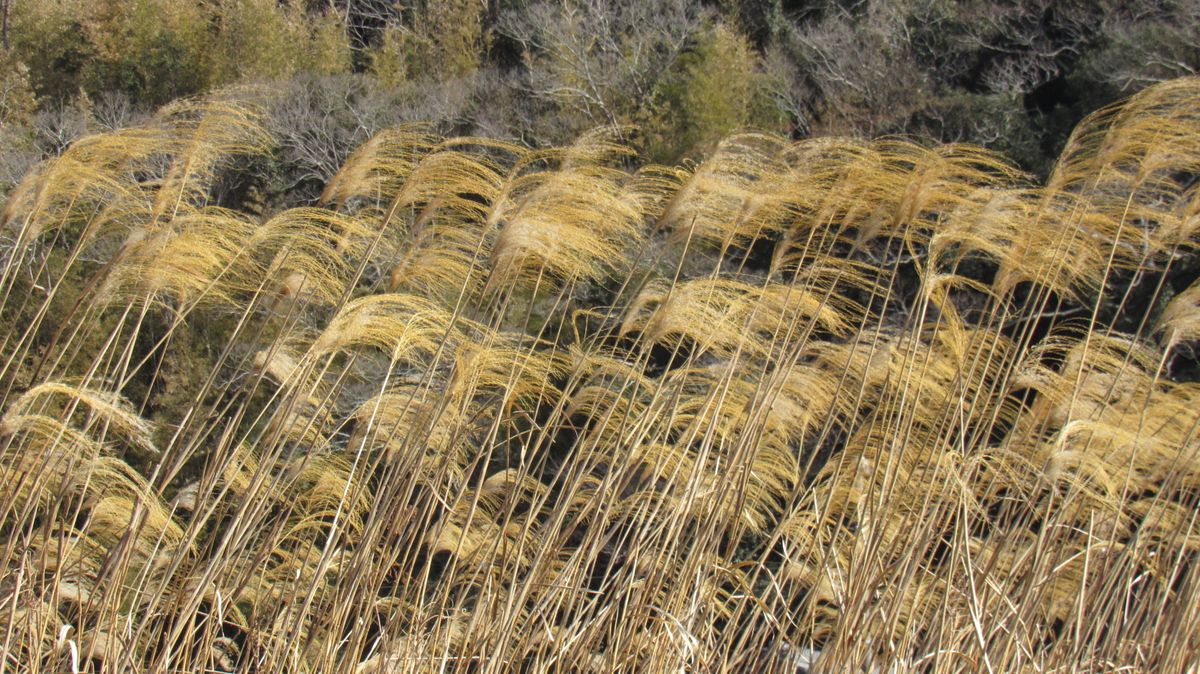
left=3, top=80, right=1200, bottom=673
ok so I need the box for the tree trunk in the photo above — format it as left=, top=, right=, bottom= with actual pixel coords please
left=1, top=0, right=11, bottom=52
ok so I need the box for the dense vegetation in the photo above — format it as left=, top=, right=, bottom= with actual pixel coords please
left=4, top=1, right=1200, bottom=672
left=4, top=0, right=1200, bottom=199
left=2, top=62, right=1200, bottom=672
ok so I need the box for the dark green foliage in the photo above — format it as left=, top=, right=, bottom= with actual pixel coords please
left=5, top=0, right=1200, bottom=181
left=642, top=22, right=781, bottom=163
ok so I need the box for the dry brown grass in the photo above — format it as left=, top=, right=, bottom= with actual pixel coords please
left=2, top=80, right=1200, bottom=673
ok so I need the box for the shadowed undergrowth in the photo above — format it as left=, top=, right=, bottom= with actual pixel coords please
left=2, top=80, right=1200, bottom=673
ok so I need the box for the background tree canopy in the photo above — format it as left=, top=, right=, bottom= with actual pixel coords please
left=3, top=0, right=1200, bottom=198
